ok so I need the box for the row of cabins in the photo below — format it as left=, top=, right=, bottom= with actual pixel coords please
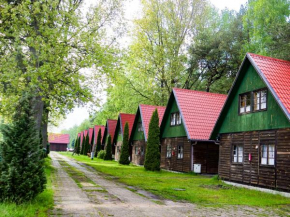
left=76, top=53, right=290, bottom=192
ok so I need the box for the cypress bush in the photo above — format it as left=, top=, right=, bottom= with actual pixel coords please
left=104, top=134, right=112, bottom=160
left=84, top=134, right=90, bottom=155
left=119, top=122, right=130, bottom=165
left=144, top=109, right=160, bottom=171
left=95, top=128, right=102, bottom=157
left=76, top=137, right=81, bottom=155
left=97, top=150, right=106, bottom=159
left=80, top=136, right=85, bottom=155
left=0, top=97, right=46, bottom=203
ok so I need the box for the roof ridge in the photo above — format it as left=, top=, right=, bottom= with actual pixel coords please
left=173, top=88, right=227, bottom=97
left=248, top=53, right=290, bottom=64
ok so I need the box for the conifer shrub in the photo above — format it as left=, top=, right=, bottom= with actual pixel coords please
left=104, top=134, right=112, bottom=160
left=119, top=122, right=130, bottom=165
left=144, top=109, right=160, bottom=171
left=97, top=150, right=106, bottom=159
left=0, top=97, right=46, bottom=203
left=95, top=128, right=102, bottom=157
left=84, top=134, right=90, bottom=155
left=76, top=137, right=81, bottom=155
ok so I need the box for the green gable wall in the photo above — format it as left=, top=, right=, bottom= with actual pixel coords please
left=132, top=114, right=145, bottom=141
left=116, top=126, right=123, bottom=142
left=162, top=98, right=187, bottom=138
left=218, top=65, right=290, bottom=134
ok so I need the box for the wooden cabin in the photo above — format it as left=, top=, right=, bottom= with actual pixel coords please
left=211, top=53, right=290, bottom=191
left=130, top=104, right=165, bottom=165
left=93, top=125, right=105, bottom=151
left=113, top=113, right=135, bottom=161
left=160, top=88, right=226, bottom=173
left=102, top=119, right=117, bottom=157
left=48, top=133, right=70, bottom=151
left=88, top=127, right=94, bottom=151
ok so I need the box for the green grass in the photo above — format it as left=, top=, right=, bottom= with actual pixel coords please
left=60, top=152, right=290, bottom=208
left=0, top=157, right=55, bottom=217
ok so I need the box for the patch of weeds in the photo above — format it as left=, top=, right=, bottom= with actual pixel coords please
left=126, top=187, right=137, bottom=192
left=211, top=175, right=220, bottom=181
left=151, top=200, right=164, bottom=205
left=199, top=184, right=235, bottom=190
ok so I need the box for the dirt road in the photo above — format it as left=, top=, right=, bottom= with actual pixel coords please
left=49, top=152, right=278, bottom=217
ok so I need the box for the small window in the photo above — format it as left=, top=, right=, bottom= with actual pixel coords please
left=137, top=122, right=143, bottom=132
left=254, top=89, right=267, bottom=111
left=117, top=146, right=121, bottom=153
left=239, top=93, right=251, bottom=114
left=141, top=145, right=144, bottom=156
left=261, top=144, right=275, bottom=166
left=170, top=112, right=181, bottom=126
left=177, top=145, right=183, bottom=159
left=232, top=144, right=243, bottom=163
left=135, top=146, right=139, bottom=155
left=166, top=144, right=172, bottom=158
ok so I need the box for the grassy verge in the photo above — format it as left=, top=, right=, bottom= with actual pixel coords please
left=0, top=157, right=55, bottom=217
left=60, top=152, right=290, bottom=208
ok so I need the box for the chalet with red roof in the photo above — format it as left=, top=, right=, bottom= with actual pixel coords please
left=92, top=125, right=105, bottom=152
left=130, top=105, right=165, bottom=165
left=102, top=119, right=117, bottom=157
left=160, top=88, right=226, bottom=173
left=48, top=133, right=70, bottom=151
left=113, top=113, right=136, bottom=161
left=211, top=53, right=290, bottom=191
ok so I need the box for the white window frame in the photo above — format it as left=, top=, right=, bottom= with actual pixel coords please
left=170, top=112, right=181, bottom=126
left=166, top=144, right=172, bottom=158
left=261, top=144, right=275, bottom=166
left=177, top=145, right=183, bottom=159
left=232, top=144, right=243, bottom=163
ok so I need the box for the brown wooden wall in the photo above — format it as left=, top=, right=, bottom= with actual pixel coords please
left=114, top=141, right=122, bottom=161
left=193, top=142, right=219, bottom=174
left=132, top=140, right=146, bottom=165
left=219, top=128, right=290, bottom=191
left=50, top=143, right=67, bottom=152
left=161, top=137, right=191, bottom=172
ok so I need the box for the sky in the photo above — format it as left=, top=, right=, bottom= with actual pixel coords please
left=49, top=0, right=248, bottom=133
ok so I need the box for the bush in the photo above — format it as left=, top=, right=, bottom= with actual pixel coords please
left=97, top=150, right=106, bottom=159
left=119, top=122, right=130, bottom=165
left=0, top=97, right=46, bottom=203
left=95, top=128, right=102, bottom=157
left=144, top=109, right=160, bottom=171
left=104, top=134, right=112, bottom=160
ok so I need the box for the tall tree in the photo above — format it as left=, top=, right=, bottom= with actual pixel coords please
left=119, top=122, right=130, bottom=165
left=0, top=96, right=46, bottom=203
left=144, top=109, right=160, bottom=171
left=104, top=135, right=112, bottom=160
left=95, top=128, right=102, bottom=157
left=0, top=0, right=123, bottom=147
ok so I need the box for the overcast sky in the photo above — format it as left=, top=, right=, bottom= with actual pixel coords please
left=49, top=0, right=248, bottom=133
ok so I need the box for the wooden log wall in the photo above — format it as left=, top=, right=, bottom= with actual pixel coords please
left=132, top=140, right=146, bottom=165
left=219, top=128, right=290, bottom=191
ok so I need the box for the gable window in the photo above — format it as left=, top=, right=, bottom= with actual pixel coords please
left=261, top=144, right=275, bottom=166
left=232, top=144, right=243, bottom=163
left=170, top=112, right=181, bottom=126
left=177, top=145, right=183, bottom=159
left=166, top=144, right=172, bottom=158
left=137, top=122, right=143, bottom=132
left=254, top=89, right=267, bottom=111
left=239, top=92, right=251, bottom=114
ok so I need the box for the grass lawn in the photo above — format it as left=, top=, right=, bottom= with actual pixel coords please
left=60, top=152, right=290, bottom=208
left=0, top=157, right=55, bottom=217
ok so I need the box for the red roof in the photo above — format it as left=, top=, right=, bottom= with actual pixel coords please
left=173, top=88, right=227, bottom=140
left=88, top=128, right=94, bottom=144
left=94, top=125, right=105, bottom=144
left=77, top=133, right=81, bottom=138
left=139, top=104, right=166, bottom=141
left=119, top=113, right=136, bottom=138
left=48, top=133, right=70, bottom=144
left=248, top=53, right=290, bottom=120
left=80, top=131, right=84, bottom=145
left=84, top=130, right=88, bottom=137
left=107, top=119, right=117, bottom=141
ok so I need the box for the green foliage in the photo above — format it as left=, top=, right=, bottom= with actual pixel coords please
left=73, top=137, right=80, bottom=155
left=97, top=150, right=106, bottom=159
left=83, top=135, right=90, bottom=156
left=144, top=109, right=160, bottom=171
left=0, top=97, right=46, bottom=203
left=104, top=135, right=112, bottom=160
left=119, top=122, right=130, bottom=165
left=95, top=128, right=102, bottom=157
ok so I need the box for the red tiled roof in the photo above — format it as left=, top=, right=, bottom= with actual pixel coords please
left=84, top=130, right=88, bottom=137
left=139, top=104, right=166, bottom=141
left=173, top=88, right=227, bottom=140
left=119, top=113, right=136, bottom=138
left=248, top=53, right=290, bottom=120
left=80, top=131, right=84, bottom=145
left=94, top=125, right=105, bottom=144
left=77, top=133, right=81, bottom=138
left=88, top=128, right=94, bottom=144
left=48, top=133, right=70, bottom=144
left=107, top=119, right=117, bottom=141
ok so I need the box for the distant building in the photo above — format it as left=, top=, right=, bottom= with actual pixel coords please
left=48, top=133, right=70, bottom=151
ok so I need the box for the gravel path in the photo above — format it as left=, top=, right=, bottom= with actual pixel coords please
left=49, top=152, right=280, bottom=217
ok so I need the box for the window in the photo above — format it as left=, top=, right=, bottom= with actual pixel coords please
left=239, top=92, right=251, bottom=114
left=170, top=112, right=181, bottom=126
left=232, top=144, right=243, bottom=163
left=254, top=89, right=267, bottom=111
left=177, top=145, right=183, bottom=159
left=117, top=146, right=120, bottom=153
left=261, top=144, right=275, bottom=166
left=135, top=146, right=139, bottom=155
left=141, top=145, right=144, bottom=156
left=166, top=144, right=172, bottom=158
left=137, top=122, right=143, bottom=132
